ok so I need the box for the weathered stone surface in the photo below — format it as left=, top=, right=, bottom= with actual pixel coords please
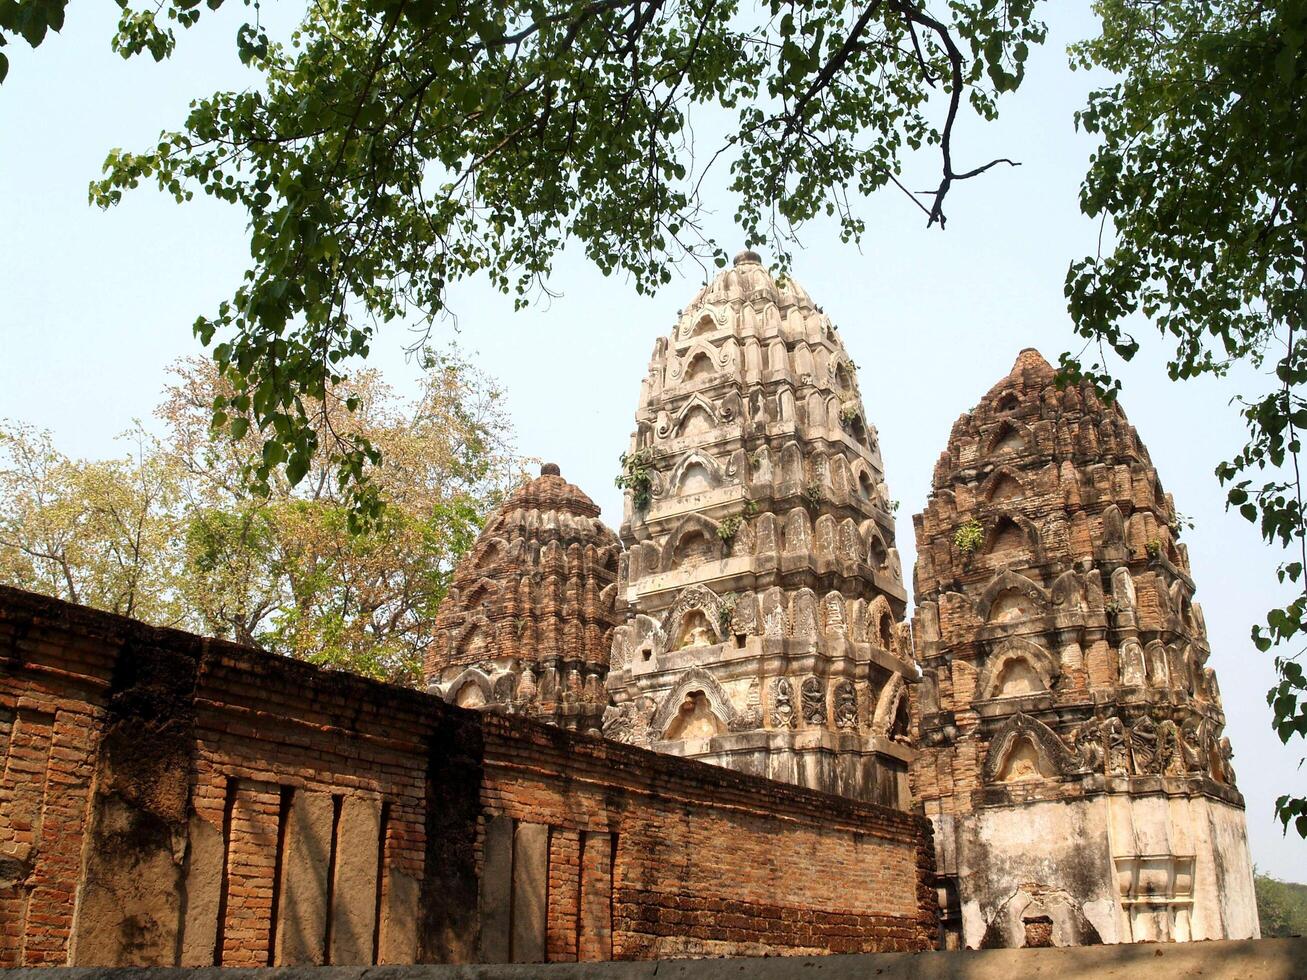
left=69, top=639, right=198, bottom=967
left=910, top=349, right=1258, bottom=948
left=477, top=815, right=514, bottom=964
left=605, top=250, right=915, bottom=807
left=511, top=823, right=549, bottom=963
left=379, top=868, right=421, bottom=965
left=425, top=464, right=621, bottom=734
left=274, top=791, right=335, bottom=966
left=179, top=812, right=226, bottom=966
left=329, top=797, right=381, bottom=966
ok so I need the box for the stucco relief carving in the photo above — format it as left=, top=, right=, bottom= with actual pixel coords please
left=982, top=713, right=1081, bottom=784
left=663, top=584, right=728, bottom=650
left=872, top=674, right=907, bottom=737
left=977, top=570, right=1050, bottom=624
left=608, top=249, right=914, bottom=807
left=649, top=667, right=741, bottom=739
left=771, top=677, right=798, bottom=729
left=974, top=639, right=1058, bottom=701
left=833, top=680, right=859, bottom=731
left=801, top=676, right=827, bottom=726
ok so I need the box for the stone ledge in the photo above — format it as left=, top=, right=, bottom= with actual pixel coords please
left=11, top=938, right=1304, bottom=979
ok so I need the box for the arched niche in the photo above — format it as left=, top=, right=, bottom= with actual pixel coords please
left=833, top=359, right=855, bottom=395
left=668, top=450, right=724, bottom=496
left=649, top=666, right=738, bottom=740
left=660, top=514, right=725, bottom=571
left=982, top=468, right=1026, bottom=503
left=986, top=420, right=1031, bottom=456
left=975, top=639, right=1058, bottom=700
left=662, top=584, right=728, bottom=647
left=995, top=736, right=1052, bottom=782
left=678, top=405, right=714, bottom=438
left=461, top=579, right=494, bottom=611
left=867, top=530, right=889, bottom=569
left=473, top=538, right=507, bottom=569
left=982, top=713, right=1079, bottom=784
left=984, top=511, right=1042, bottom=560
left=867, top=595, right=895, bottom=649
left=987, top=517, right=1028, bottom=555
left=670, top=394, right=718, bottom=438
left=873, top=674, right=908, bottom=736
left=446, top=667, right=493, bottom=709
left=856, top=467, right=875, bottom=501
left=846, top=413, right=868, bottom=444
left=977, top=571, right=1050, bottom=624
left=665, top=692, right=726, bottom=740
left=689, top=311, right=718, bottom=338
left=673, top=337, right=720, bottom=374
left=674, top=609, right=717, bottom=650
left=684, top=350, right=714, bottom=382
left=454, top=621, right=493, bottom=660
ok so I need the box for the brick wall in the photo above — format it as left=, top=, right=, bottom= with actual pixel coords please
left=0, top=585, right=937, bottom=967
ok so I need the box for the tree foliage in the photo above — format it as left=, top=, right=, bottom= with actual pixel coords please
left=0, top=352, right=521, bottom=685
left=5, top=0, right=1044, bottom=512
left=0, top=423, right=184, bottom=624
left=1064, top=0, right=1307, bottom=835
left=1256, top=872, right=1307, bottom=937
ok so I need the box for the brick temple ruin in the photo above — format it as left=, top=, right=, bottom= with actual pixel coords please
left=0, top=251, right=1258, bottom=967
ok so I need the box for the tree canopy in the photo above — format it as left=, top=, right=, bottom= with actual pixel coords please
left=4, top=0, right=1045, bottom=513
left=0, top=352, right=520, bottom=684
left=7, top=0, right=1307, bottom=837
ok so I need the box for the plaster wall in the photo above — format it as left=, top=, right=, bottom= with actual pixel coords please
left=934, top=793, right=1258, bottom=950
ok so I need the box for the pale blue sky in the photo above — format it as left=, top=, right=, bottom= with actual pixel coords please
left=2, top=5, right=1303, bottom=880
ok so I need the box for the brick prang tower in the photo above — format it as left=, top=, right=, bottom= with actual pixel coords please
left=426, top=463, right=622, bottom=733
left=910, top=348, right=1258, bottom=948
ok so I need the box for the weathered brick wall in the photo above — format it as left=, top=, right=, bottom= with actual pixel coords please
left=476, top=715, right=936, bottom=960
left=0, top=585, right=937, bottom=967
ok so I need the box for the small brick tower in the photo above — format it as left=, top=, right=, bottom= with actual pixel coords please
left=425, top=463, right=621, bottom=733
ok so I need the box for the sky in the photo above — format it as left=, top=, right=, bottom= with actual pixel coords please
left=2, top=5, right=1304, bottom=882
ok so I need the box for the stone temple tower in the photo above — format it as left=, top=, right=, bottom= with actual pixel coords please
left=910, top=349, right=1258, bottom=947
left=602, top=249, right=916, bottom=807
left=425, top=463, right=621, bottom=733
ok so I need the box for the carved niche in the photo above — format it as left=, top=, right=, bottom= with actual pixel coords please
left=982, top=713, right=1082, bottom=784
left=833, top=679, right=859, bottom=731
left=771, top=677, right=798, bottom=729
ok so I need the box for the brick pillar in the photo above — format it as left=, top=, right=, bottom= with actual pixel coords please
left=547, top=828, right=580, bottom=962
left=219, top=780, right=282, bottom=966
left=0, top=708, right=54, bottom=967
left=577, top=831, right=613, bottom=962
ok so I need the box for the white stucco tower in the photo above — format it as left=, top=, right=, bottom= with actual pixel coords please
left=602, top=249, right=916, bottom=807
